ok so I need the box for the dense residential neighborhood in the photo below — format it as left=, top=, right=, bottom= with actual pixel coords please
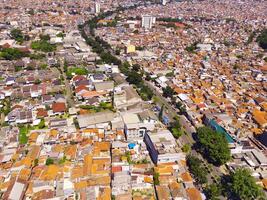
left=0, top=0, right=266, bottom=200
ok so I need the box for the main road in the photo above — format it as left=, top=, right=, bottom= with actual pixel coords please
left=59, top=58, right=75, bottom=107
left=144, top=80, right=195, bottom=145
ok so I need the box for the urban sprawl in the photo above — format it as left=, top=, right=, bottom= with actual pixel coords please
left=0, top=0, right=266, bottom=200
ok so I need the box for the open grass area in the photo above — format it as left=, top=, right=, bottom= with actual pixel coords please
left=19, top=126, right=28, bottom=144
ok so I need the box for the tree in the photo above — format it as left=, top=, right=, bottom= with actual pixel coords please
left=163, top=86, right=174, bottom=98
left=256, top=29, right=267, bottom=50
left=196, top=126, right=231, bottom=166
left=204, top=183, right=222, bottom=200
left=228, top=168, right=264, bottom=200
left=158, top=105, right=164, bottom=121
left=38, top=118, right=45, bottom=129
left=132, top=64, right=141, bottom=71
left=187, top=155, right=208, bottom=184
left=126, top=71, right=142, bottom=86
left=176, top=101, right=186, bottom=114
left=182, top=144, right=191, bottom=153
left=153, top=172, right=160, bottom=185
left=45, top=157, right=54, bottom=165
left=172, top=127, right=183, bottom=139
left=34, top=158, right=39, bottom=167
left=185, top=41, right=198, bottom=53
left=0, top=48, right=26, bottom=60
left=10, top=29, right=24, bottom=43
left=170, top=116, right=182, bottom=138
left=31, top=40, right=56, bottom=52
left=139, top=85, right=153, bottom=100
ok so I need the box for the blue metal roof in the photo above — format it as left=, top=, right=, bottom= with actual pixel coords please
left=210, top=119, right=234, bottom=143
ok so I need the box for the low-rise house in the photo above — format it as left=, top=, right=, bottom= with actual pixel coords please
left=52, top=102, right=66, bottom=115
left=144, top=129, right=185, bottom=164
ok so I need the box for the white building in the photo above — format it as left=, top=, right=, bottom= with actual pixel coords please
left=95, top=2, right=100, bottom=14
left=141, top=15, right=156, bottom=29
left=161, top=0, right=167, bottom=5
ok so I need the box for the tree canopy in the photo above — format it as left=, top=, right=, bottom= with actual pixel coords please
left=186, top=155, right=208, bottom=184
left=10, top=28, right=24, bottom=43
left=0, top=48, right=26, bottom=60
left=229, top=168, right=264, bottom=200
left=256, top=29, right=267, bottom=50
left=126, top=71, right=142, bottom=85
left=31, top=34, right=56, bottom=52
left=196, top=126, right=231, bottom=166
left=163, top=86, right=174, bottom=98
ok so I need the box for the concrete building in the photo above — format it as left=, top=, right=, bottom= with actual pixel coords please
left=95, top=2, right=100, bottom=14
left=141, top=15, right=156, bottom=29
left=144, top=129, right=185, bottom=164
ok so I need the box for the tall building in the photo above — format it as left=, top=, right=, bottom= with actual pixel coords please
left=95, top=2, right=100, bottom=14
left=161, top=0, right=167, bottom=5
left=141, top=15, right=156, bottom=29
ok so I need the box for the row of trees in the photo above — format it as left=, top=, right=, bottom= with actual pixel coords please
left=186, top=155, right=208, bottom=184
left=0, top=48, right=27, bottom=60
left=187, top=154, right=265, bottom=200
left=80, top=13, right=154, bottom=102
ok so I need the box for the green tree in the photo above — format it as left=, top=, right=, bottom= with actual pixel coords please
left=0, top=48, right=26, bottom=60
left=38, top=118, right=45, bottom=129
left=196, top=126, right=231, bottom=166
left=187, top=155, right=208, bottom=184
left=126, top=71, right=142, bottom=85
left=172, top=127, right=183, bottom=139
left=205, top=183, right=222, bottom=200
left=153, top=172, right=160, bottom=185
left=256, top=29, right=267, bottom=50
left=10, top=29, right=24, bottom=43
left=45, top=157, right=54, bottom=165
left=132, top=64, right=141, bottom=71
left=31, top=40, right=56, bottom=52
left=34, top=158, right=39, bottom=167
left=162, top=86, right=174, bottom=98
left=182, top=144, right=191, bottom=153
left=229, top=168, right=264, bottom=200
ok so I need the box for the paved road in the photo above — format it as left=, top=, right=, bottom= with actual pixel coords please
left=144, top=80, right=224, bottom=182
left=59, top=59, right=75, bottom=107
left=145, top=80, right=195, bottom=144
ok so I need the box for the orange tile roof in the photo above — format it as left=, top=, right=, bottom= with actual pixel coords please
left=83, top=154, right=92, bottom=176
left=71, top=165, right=84, bottom=179
left=186, top=188, right=202, bottom=200
left=252, top=109, right=267, bottom=127
left=40, top=165, right=59, bottom=181
left=18, top=168, right=31, bottom=181
left=74, top=181, right=87, bottom=191
left=64, top=145, right=77, bottom=160
left=181, top=172, right=193, bottom=182
left=97, top=187, right=111, bottom=200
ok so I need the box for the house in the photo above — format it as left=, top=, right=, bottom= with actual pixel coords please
left=94, top=81, right=114, bottom=92
left=114, top=86, right=142, bottom=109
left=77, top=111, right=115, bottom=129
left=42, top=95, right=54, bottom=105
left=144, top=130, right=185, bottom=164
left=52, top=102, right=66, bottom=115
left=90, top=73, right=106, bottom=82
left=122, top=113, right=145, bottom=141
left=6, top=77, right=15, bottom=86
left=55, top=94, right=66, bottom=103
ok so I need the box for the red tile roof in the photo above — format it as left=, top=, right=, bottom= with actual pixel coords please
left=52, top=102, right=66, bottom=113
